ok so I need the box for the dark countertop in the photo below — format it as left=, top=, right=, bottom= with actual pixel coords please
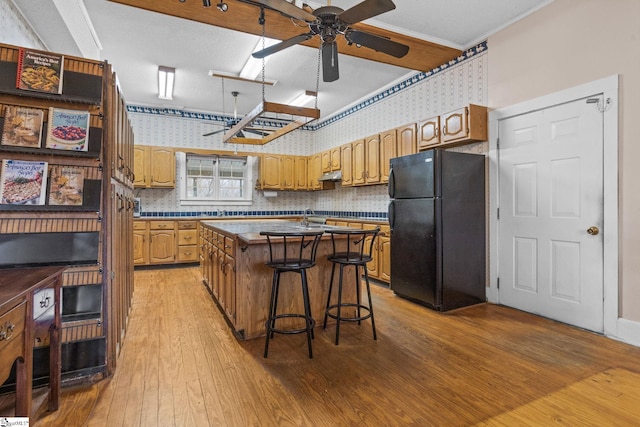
left=200, top=219, right=353, bottom=244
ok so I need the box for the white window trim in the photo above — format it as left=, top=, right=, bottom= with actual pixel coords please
left=176, top=151, right=256, bottom=206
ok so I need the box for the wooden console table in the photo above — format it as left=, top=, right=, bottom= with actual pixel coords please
left=0, top=266, right=64, bottom=418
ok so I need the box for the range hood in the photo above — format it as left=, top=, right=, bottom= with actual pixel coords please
left=318, top=170, right=343, bottom=182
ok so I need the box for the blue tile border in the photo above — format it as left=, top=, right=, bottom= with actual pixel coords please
left=126, top=41, right=487, bottom=131
left=139, top=210, right=388, bottom=220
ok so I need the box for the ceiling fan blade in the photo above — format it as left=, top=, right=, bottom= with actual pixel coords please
left=248, top=0, right=316, bottom=22
left=338, top=0, right=396, bottom=25
left=345, top=30, right=409, bottom=58
left=252, top=33, right=313, bottom=59
left=202, top=128, right=227, bottom=137
left=322, top=42, right=339, bottom=83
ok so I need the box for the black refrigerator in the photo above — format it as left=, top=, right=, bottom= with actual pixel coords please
left=388, top=149, right=486, bottom=311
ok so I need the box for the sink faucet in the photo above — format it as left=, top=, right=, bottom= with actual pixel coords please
left=302, top=208, right=314, bottom=227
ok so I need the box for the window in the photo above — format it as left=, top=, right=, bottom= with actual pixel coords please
left=177, top=152, right=254, bottom=205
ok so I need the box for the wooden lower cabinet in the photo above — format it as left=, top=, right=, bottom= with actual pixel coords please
left=134, top=220, right=200, bottom=266
left=149, top=221, right=176, bottom=264
left=378, top=227, right=391, bottom=282
left=177, top=221, right=198, bottom=263
left=133, top=221, right=149, bottom=265
left=326, top=220, right=390, bottom=284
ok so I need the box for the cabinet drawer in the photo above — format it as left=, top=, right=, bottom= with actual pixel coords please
left=133, top=221, right=147, bottom=231
left=178, top=221, right=198, bottom=230
left=223, top=236, right=235, bottom=257
left=178, top=245, right=198, bottom=262
left=0, top=302, right=26, bottom=353
left=178, top=229, right=197, bottom=245
left=149, top=221, right=175, bottom=230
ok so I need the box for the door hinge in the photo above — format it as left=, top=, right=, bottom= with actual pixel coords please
left=496, top=277, right=500, bottom=289
left=497, top=208, right=500, bottom=220
left=496, top=137, right=500, bottom=150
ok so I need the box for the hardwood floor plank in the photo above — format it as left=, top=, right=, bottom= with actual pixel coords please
left=33, top=267, right=640, bottom=426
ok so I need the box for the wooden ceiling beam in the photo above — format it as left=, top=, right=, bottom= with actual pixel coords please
left=108, top=0, right=462, bottom=72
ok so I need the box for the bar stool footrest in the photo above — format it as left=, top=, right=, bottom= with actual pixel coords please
left=267, top=314, right=316, bottom=335
left=325, top=303, right=373, bottom=322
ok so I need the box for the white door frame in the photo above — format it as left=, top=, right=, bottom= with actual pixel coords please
left=488, top=75, right=619, bottom=337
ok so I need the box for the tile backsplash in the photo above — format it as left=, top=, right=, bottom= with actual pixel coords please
left=131, top=44, right=488, bottom=217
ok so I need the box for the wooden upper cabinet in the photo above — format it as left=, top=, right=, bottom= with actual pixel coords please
left=365, top=134, right=380, bottom=184
left=330, top=147, right=341, bottom=171
left=340, top=143, right=353, bottom=187
left=294, top=156, right=307, bottom=190
left=441, top=104, right=488, bottom=144
left=321, top=150, right=332, bottom=173
left=134, top=146, right=175, bottom=188
left=307, top=153, right=322, bottom=190
left=397, top=123, right=417, bottom=157
left=281, top=155, right=296, bottom=190
left=380, top=129, right=396, bottom=183
left=417, top=116, right=441, bottom=151
left=149, top=147, right=175, bottom=187
left=260, top=154, right=282, bottom=189
left=133, top=146, right=146, bottom=187
left=352, top=139, right=366, bottom=186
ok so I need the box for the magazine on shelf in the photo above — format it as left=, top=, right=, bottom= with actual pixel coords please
left=0, top=159, right=48, bottom=205
left=1, top=105, right=44, bottom=148
left=16, top=48, right=64, bottom=94
left=48, top=165, right=84, bottom=206
left=46, top=108, right=90, bottom=152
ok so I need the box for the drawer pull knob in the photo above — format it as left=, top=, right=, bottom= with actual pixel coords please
left=0, top=322, right=16, bottom=341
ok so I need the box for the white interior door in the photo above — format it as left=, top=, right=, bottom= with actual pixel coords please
left=498, top=97, right=604, bottom=332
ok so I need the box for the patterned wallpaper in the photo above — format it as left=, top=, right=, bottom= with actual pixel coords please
left=0, top=0, right=45, bottom=49
left=132, top=44, right=488, bottom=217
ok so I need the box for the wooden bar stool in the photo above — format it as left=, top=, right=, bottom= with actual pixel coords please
left=260, top=229, right=325, bottom=358
left=323, top=227, right=379, bottom=345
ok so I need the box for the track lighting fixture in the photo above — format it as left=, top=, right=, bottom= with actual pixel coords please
left=217, top=2, right=228, bottom=12
left=203, top=0, right=211, bottom=7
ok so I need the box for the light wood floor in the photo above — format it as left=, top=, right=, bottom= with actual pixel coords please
left=33, top=267, right=640, bottom=426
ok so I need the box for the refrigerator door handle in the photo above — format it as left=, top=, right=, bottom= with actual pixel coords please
left=388, top=167, right=395, bottom=198
left=388, top=200, right=395, bottom=230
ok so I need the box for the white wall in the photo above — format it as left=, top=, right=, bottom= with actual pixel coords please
left=488, top=0, right=640, bottom=324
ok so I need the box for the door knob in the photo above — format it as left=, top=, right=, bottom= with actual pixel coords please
left=587, top=226, right=600, bottom=235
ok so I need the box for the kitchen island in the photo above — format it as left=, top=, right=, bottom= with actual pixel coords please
left=199, top=220, right=355, bottom=339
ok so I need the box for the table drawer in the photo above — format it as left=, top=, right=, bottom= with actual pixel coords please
left=178, top=245, right=198, bottom=262
left=0, top=302, right=26, bottom=353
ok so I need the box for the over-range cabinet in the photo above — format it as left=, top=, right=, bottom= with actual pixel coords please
left=388, top=149, right=486, bottom=311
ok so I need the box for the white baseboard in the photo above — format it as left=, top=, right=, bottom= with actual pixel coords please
left=612, top=318, right=640, bottom=348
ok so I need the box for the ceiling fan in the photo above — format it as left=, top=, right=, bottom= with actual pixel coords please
left=202, top=91, right=270, bottom=138
left=250, top=0, right=410, bottom=82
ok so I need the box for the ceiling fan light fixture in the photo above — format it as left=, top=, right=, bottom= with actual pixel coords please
left=216, top=2, right=228, bottom=12
left=289, top=90, right=317, bottom=107
left=157, top=66, right=175, bottom=100
left=239, top=37, right=280, bottom=80
left=203, top=0, right=211, bottom=7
